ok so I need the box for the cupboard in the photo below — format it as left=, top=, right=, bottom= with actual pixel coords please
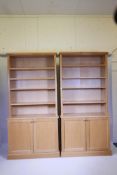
left=8, top=53, right=59, bottom=159
left=8, top=118, right=59, bottom=158
left=8, top=51, right=112, bottom=159
left=60, top=52, right=111, bottom=156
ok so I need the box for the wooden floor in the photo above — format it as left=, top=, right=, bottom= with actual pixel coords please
left=0, top=144, right=116, bottom=175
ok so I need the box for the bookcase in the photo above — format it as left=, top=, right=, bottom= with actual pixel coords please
left=8, top=53, right=59, bottom=159
left=60, top=52, right=112, bottom=156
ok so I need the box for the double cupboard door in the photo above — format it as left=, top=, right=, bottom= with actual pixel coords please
left=8, top=118, right=59, bottom=159
left=61, top=117, right=111, bottom=156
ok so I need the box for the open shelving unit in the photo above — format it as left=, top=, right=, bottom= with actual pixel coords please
left=8, top=53, right=59, bottom=159
left=60, top=52, right=108, bottom=117
left=60, top=52, right=111, bottom=157
left=8, top=53, right=57, bottom=117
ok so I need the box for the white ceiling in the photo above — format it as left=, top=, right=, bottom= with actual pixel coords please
left=0, top=0, right=116, bottom=15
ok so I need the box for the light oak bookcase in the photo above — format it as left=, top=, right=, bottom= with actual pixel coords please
left=60, top=52, right=112, bottom=157
left=8, top=53, right=59, bottom=159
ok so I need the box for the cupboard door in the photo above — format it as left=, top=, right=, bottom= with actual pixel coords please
left=87, top=118, right=110, bottom=151
left=62, top=118, right=86, bottom=152
left=8, top=119, right=33, bottom=155
left=34, top=118, right=59, bottom=153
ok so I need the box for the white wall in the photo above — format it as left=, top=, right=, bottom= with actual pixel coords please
left=0, top=15, right=117, bottom=145
left=0, top=15, right=117, bottom=52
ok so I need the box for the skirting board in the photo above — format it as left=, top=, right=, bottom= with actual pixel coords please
left=61, top=150, right=112, bottom=157
left=8, top=152, right=60, bottom=159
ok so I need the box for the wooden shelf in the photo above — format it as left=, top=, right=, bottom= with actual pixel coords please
left=8, top=53, right=59, bottom=159
left=62, top=112, right=107, bottom=117
left=62, top=64, right=105, bottom=67
left=10, top=88, right=55, bottom=91
left=9, top=114, right=57, bottom=118
left=60, top=51, right=108, bottom=57
left=11, top=102, right=56, bottom=106
left=62, top=77, right=106, bottom=79
left=9, top=52, right=56, bottom=57
left=10, top=67, right=54, bottom=70
left=63, top=100, right=106, bottom=105
left=60, top=52, right=111, bottom=157
left=10, top=77, right=55, bottom=80
left=62, top=87, right=105, bottom=90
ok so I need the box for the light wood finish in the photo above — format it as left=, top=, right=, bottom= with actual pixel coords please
left=60, top=52, right=108, bottom=117
left=10, top=67, right=55, bottom=70
left=9, top=114, right=58, bottom=118
left=34, top=118, right=58, bottom=153
left=8, top=152, right=60, bottom=159
left=62, top=118, right=86, bottom=152
left=62, top=113, right=108, bottom=117
left=60, top=52, right=111, bottom=157
left=61, top=150, right=111, bottom=157
left=8, top=53, right=58, bottom=116
left=62, top=77, right=106, bottom=79
left=87, top=118, right=110, bottom=151
left=63, top=64, right=105, bottom=67
left=8, top=118, right=59, bottom=159
left=10, top=79, right=55, bottom=89
left=61, top=117, right=111, bottom=156
left=63, top=100, right=106, bottom=104
left=63, top=87, right=106, bottom=89
left=10, top=77, right=55, bottom=80
left=8, top=119, right=33, bottom=155
left=8, top=53, right=59, bottom=159
left=59, top=52, right=108, bottom=57
left=11, top=102, right=55, bottom=106
left=8, top=52, right=57, bottom=57
left=10, top=88, right=55, bottom=91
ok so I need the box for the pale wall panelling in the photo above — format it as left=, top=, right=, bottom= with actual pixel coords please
left=75, top=17, right=117, bottom=51
left=0, top=18, right=26, bottom=52
left=38, top=16, right=76, bottom=51
left=24, top=18, right=38, bottom=51
left=0, top=16, right=117, bottom=53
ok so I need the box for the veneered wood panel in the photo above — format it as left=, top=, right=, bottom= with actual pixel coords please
left=34, top=118, right=59, bottom=153
left=87, top=118, right=109, bottom=151
left=8, top=119, right=33, bottom=154
left=62, top=118, right=86, bottom=152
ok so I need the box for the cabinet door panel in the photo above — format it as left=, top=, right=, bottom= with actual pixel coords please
left=87, top=118, right=109, bottom=151
left=8, top=119, right=33, bottom=154
left=34, top=119, right=58, bottom=153
left=62, top=119, right=86, bottom=152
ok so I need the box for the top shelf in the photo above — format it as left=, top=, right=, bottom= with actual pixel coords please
left=8, top=52, right=56, bottom=57
left=60, top=52, right=108, bottom=57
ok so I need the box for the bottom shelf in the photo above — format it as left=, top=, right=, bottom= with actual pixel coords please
left=11, top=105, right=56, bottom=116
left=9, top=114, right=58, bottom=119
left=63, top=104, right=106, bottom=115
left=61, top=112, right=108, bottom=118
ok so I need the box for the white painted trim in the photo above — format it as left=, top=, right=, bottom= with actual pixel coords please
left=0, top=15, right=113, bottom=18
